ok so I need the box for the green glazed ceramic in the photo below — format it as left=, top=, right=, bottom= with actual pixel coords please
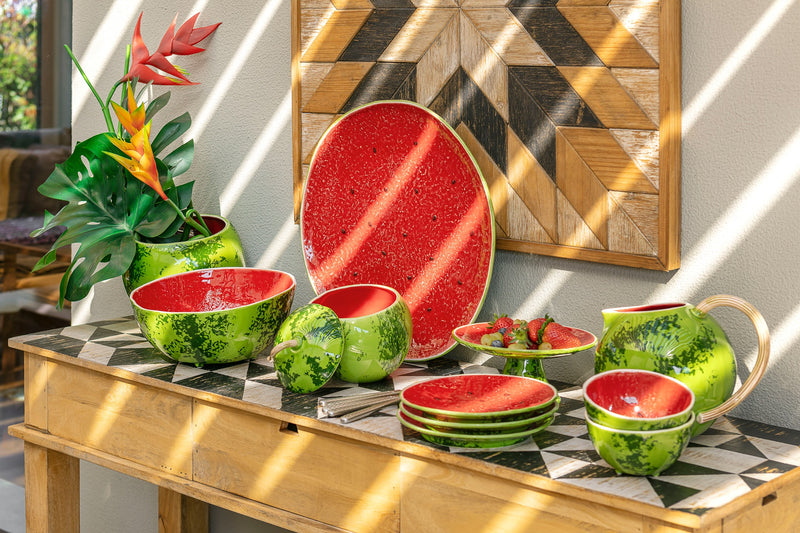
left=595, top=296, right=770, bottom=435
left=311, top=284, right=412, bottom=383
left=270, top=304, right=345, bottom=394
left=398, top=410, right=550, bottom=449
left=585, top=412, right=695, bottom=476
left=399, top=401, right=559, bottom=435
left=123, top=215, right=246, bottom=294
left=583, top=369, right=695, bottom=431
left=130, top=268, right=295, bottom=366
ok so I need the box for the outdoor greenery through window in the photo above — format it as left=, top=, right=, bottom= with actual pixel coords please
left=1, top=0, right=38, bottom=131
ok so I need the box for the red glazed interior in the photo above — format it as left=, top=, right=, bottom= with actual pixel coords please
left=403, top=375, right=556, bottom=414
left=131, top=268, right=294, bottom=312
left=311, top=285, right=396, bottom=318
left=203, top=216, right=226, bottom=235
left=585, top=371, right=693, bottom=418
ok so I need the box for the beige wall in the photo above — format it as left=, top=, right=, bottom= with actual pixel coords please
left=71, top=1, right=800, bottom=531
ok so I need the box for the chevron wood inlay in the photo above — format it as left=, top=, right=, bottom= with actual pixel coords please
left=462, top=8, right=552, bottom=66
left=293, top=0, right=681, bottom=270
left=559, top=127, right=656, bottom=194
left=609, top=1, right=659, bottom=60
left=558, top=66, right=657, bottom=129
left=611, top=67, right=659, bottom=124
left=558, top=7, right=658, bottom=67
left=556, top=130, right=609, bottom=247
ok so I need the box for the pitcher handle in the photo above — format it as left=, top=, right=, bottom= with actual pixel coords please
left=694, top=294, right=770, bottom=424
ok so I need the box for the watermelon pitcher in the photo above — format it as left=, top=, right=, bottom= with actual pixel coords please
left=594, top=295, right=770, bottom=435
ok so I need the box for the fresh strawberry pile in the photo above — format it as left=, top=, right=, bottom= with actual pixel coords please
left=480, top=314, right=583, bottom=350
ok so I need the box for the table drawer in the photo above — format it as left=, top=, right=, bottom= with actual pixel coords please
left=192, top=400, right=401, bottom=532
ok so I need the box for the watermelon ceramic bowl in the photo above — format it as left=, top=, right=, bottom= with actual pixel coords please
left=586, top=412, right=696, bottom=476
left=130, top=267, right=295, bottom=366
left=270, top=284, right=413, bottom=392
left=583, top=369, right=695, bottom=431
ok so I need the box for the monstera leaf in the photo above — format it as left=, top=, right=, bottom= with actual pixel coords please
left=33, top=132, right=194, bottom=307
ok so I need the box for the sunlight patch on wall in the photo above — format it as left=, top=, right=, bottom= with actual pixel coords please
left=682, top=0, right=796, bottom=134
left=191, top=0, right=285, bottom=139
left=513, top=269, right=573, bottom=318
left=650, top=124, right=800, bottom=303
left=255, top=212, right=299, bottom=269
left=219, top=90, right=292, bottom=215
left=188, top=0, right=211, bottom=14
left=764, top=301, right=800, bottom=365
left=72, top=1, right=142, bottom=123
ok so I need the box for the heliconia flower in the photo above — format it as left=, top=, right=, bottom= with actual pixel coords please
left=110, top=86, right=146, bottom=136
left=119, top=12, right=220, bottom=86
left=105, top=123, right=168, bottom=201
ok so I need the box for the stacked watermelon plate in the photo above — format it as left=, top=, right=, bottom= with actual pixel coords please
left=301, top=101, right=495, bottom=362
left=397, top=374, right=559, bottom=448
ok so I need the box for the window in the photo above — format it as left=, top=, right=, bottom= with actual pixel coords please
left=1, top=0, right=71, bottom=142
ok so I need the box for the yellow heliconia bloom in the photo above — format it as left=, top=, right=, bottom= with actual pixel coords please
left=105, top=122, right=168, bottom=201
left=110, top=85, right=147, bottom=136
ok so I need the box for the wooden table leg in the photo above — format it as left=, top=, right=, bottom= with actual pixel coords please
left=24, top=441, right=79, bottom=533
left=158, top=486, right=209, bottom=533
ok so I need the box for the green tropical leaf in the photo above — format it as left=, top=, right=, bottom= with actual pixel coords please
left=32, top=132, right=184, bottom=307
left=151, top=112, right=191, bottom=156
left=163, top=139, right=194, bottom=177
left=144, top=90, right=170, bottom=123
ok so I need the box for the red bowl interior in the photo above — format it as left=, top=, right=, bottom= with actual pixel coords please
left=402, top=374, right=556, bottom=414
left=131, top=268, right=294, bottom=312
left=585, top=371, right=693, bottom=418
left=311, top=284, right=397, bottom=319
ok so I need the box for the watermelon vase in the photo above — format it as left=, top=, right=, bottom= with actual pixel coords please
left=594, top=295, right=770, bottom=435
left=123, top=215, right=245, bottom=294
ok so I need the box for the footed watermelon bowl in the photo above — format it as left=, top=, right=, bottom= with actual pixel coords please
left=130, top=267, right=295, bottom=366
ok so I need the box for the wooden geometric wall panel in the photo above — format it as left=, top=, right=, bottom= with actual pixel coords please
left=292, top=0, right=681, bottom=270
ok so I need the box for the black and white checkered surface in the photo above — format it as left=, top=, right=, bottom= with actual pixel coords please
left=15, top=318, right=800, bottom=515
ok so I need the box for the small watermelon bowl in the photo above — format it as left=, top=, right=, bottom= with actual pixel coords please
left=130, top=267, right=295, bottom=366
left=583, top=369, right=696, bottom=432
left=269, top=284, right=413, bottom=393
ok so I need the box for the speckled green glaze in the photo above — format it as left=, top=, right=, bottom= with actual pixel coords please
left=398, top=411, right=550, bottom=449
left=595, top=304, right=736, bottom=435
left=401, top=402, right=558, bottom=435
left=586, top=413, right=695, bottom=476
left=123, top=215, right=245, bottom=294
left=313, top=287, right=412, bottom=383
left=132, top=283, right=293, bottom=366
left=272, top=304, right=345, bottom=394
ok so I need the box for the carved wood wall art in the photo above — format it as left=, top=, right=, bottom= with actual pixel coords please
left=292, top=0, right=681, bottom=270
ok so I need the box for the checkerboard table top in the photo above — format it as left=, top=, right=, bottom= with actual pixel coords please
left=15, top=317, right=800, bottom=516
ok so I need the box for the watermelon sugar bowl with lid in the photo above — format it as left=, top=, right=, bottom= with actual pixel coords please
left=269, top=284, right=413, bottom=393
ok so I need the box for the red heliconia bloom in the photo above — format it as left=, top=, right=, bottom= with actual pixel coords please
left=120, top=12, right=221, bottom=86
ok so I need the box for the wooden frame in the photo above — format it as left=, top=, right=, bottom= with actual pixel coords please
left=292, top=0, right=681, bottom=270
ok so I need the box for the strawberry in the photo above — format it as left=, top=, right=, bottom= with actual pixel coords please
left=503, top=320, right=530, bottom=348
left=527, top=315, right=553, bottom=344
left=540, top=322, right=583, bottom=349
left=487, top=314, right=514, bottom=335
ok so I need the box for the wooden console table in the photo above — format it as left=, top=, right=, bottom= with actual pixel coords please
left=9, top=318, right=800, bottom=532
